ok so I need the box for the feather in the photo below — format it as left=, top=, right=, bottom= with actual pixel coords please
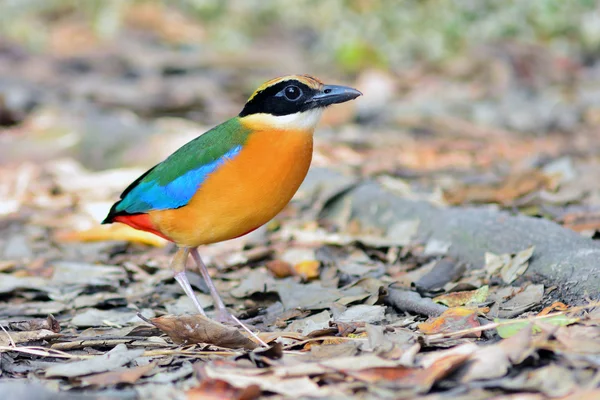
left=103, top=118, right=250, bottom=222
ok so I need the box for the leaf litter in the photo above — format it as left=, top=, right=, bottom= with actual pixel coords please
left=2, top=7, right=600, bottom=399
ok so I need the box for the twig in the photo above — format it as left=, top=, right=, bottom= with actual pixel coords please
left=136, top=312, right=153, bottom=324
left=231, top=315, right=269, bottom=348
left=385, top=288, right=448, bottom=317
left=0, top=346, right=90, bottom=359
left=142, top=348, right=241, bottom=357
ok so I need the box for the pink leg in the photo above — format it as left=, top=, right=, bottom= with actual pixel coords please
left=171, top=247, right=206, bottom=316
left=190, top=248, right=233, bottom=323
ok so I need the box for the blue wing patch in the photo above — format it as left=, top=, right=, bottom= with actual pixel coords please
left=116, top=145, right=242, bottom=214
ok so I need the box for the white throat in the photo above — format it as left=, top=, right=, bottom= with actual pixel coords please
left=243, top=109, right=323, bottom=131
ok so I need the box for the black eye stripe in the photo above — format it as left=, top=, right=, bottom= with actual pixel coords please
left=239, top=80, right=318, bottom=117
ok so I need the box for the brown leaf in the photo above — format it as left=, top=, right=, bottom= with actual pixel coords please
left=265, top=260, right=295, bottom=278
left=82, top=362, right=156, bottom=386
left=444, top=169, right=551, bottom=206
left=460, top=325, right=534, bottom=382
left=562, top=211, right=600, bottom=232
left=187, top=379, right=261, bottom=400
left=148, top=314, right=258, bottom=350
left=0, top=329, right=61, bottom=346
left=345, top=353, right=469, bottom=392
left=418, top=307, right=481, bottom=338
left=8, top=315, right=60, bottom=333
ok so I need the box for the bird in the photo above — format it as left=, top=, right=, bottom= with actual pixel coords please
left=102, top=75, right=361, bottom=322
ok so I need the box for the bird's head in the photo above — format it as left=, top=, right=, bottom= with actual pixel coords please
left=239, top=75, right=361, bottom=131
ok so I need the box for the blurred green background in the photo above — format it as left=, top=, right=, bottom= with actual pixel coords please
left=2, top=0, right=599, bottom=73
left=1, top=0, right=600, bottom=171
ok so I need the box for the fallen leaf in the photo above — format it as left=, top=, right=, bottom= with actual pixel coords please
left=538, top=302, right=569, bottom=316
left=444, top=169, right=551, bottom=206
left=460, top=324, right=534, bottom=382
left=499, top=284, right=544, bottom=318
left=82, top=362, right=156, bottom=386
left=485, top=246, right=534, bottom=284
left=553, top=325, right=600, bottom=353
left=336, top=305, right=386, bottom=324
left=516, top=364, right=577, bottom=397
left=71, top=308, right=141, bottom=328
left=187, top=379, right=261, bottom=400
left=45, top=344, right=143, bottom=378
left=345, top=353, right=469, bottom=392
left=55, top=224, right=168, bottom=247
left=0, top=329, right=61, bottom=347
left=434, top=285, right=489, bottom=307
left=265, top=260, right=295, bottom=278
left=293, top=260, right=320, bottom=280
left=419, top=307, right=481, bottom=337
left=287, top=310, right=332, bottom=336
left=204, top=366, right=328, bottom=397
left=7, top=315, right=60, bottom=333
left=308, top=341, right=360, bottom=360
left=420, top=342, right=479, bottom=368
left=272, top=354, right=401, bottom=377
left=562, top=211, right=600, bottom=233
left=0, top=274, right=50, bottom=295
left=495, top=315, right=578, bottom=339
left=148, top=314, right=257, bottom=350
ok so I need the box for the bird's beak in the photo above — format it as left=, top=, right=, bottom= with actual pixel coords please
left=308, top=85, right=362, bottom=107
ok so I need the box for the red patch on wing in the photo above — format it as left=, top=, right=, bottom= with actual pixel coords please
left=113, top=214, right=173, bottom=242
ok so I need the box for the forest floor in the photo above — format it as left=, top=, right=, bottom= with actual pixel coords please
left=1, top=4, right=600, bottom=399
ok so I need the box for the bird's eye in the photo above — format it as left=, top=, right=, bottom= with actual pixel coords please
left=282, top=85, right=302, bottom=101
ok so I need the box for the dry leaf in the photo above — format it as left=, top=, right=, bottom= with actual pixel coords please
left=553, top=326, right=600, bottom=353
left=7, top=315, right=60, bottom=333
left=0, top=329, right=61, bottom=347
left=55, top=224, right=168, bottom=247
left=345, top=353, right=469, bottom=392
left=45, top=344, right=143, bottom=378
left=265, top=260, right=295, bottom=278
left=444, top=169, right=551, bottom=206
left=187, top=379, right=261, bottom=400
left=460, top=325, right=534, bottom=382
left=485, top=246, right=534, bottom=284
left=418, top=307, right=481, bottom=337
left=149, top=314, right=257, bottom=350
left=204, top=367, right=326, bottom=397
left=434, top=286, right=489, bottom=307
left=82, top=362, right=156, bottom=386
left=293, top=260, right=320, bottom=280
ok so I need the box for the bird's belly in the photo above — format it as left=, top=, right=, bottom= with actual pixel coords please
left=150, top=129, right=313, bottom=246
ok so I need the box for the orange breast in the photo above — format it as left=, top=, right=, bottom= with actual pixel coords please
left=149, top=128, right=313, bottom=246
